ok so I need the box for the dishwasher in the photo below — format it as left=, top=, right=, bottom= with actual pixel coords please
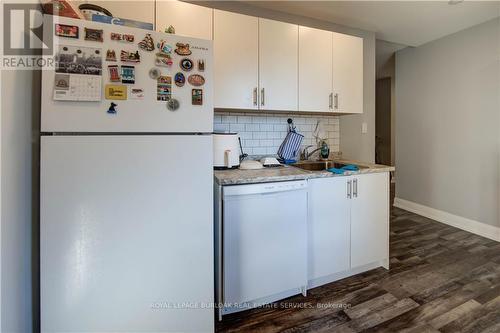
left=215, top=180, right=308, bottom=318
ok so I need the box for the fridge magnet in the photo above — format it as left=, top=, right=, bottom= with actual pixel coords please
left=107, top=102, right=118, bottom=114
left=174, top=42, right=191, bottom=56
left=192, top=89, right=203, bottom=105
left=55, top=24, right=79, bottom=38
left=197, top=59, right=205, bottom=71
left=157, top=40, right=172, bottom=55
left=164, top=25, right=175, bottom=34
left=105, top=85, right=127, bottom=100
left=111, top=32, right=122, bottom=41
left=123, top=34, right=135, bottom=43
left=111, top=33, right=135, bottom=43
left=105, top=49, right=117, bottom=61
left=188, top=74, right=205, bottom=87
left=138, top=33, right=155, bottom=51
left=84, top=28, right=103, bottom=42
left=179, top=58, right=193, bottom=71
left=155, top=56, right=173, bottom=67
left=108, top=65, right=120, bottom=82
left=174, top=72, right=185, bottom=87
left=120, top=50, right=140, bottom=63
left=167, top=98, right=180, bottom=111
left=149, top=67, right=161, bottom=80
left=157, top=75, right=172, bottom=101
left=55, top=45, right=102, bottom=75
left=155, top=40, right=173, bottom=67
left=121, top=65, right=135, bottom=84
left=130, top=88, right=145, bottom=100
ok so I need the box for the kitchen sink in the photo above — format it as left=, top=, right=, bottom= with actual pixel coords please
left=292, top=160, right=367, bottom=172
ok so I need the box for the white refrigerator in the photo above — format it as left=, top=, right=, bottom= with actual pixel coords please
left=40, top=16, right=214, bottom=332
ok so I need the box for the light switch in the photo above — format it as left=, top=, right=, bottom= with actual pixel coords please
left=361, top=122, right=368, bottom=134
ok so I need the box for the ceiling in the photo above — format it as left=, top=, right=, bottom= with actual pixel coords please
left=241, top=1, right=500, bottom=46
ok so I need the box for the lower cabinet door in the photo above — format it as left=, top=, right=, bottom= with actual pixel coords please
left=350, top=173, right=390, bottom=268
left=308, top=178, right=351, bottom=280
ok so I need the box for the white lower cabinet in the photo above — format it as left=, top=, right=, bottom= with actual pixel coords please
left=350, top=173, right=390, bottom=268
left=307, top=173, right=389, bottom=285
left=308, top=177, right=351, bottom=281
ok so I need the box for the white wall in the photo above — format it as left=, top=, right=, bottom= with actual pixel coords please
left=395, top=18, right=500, bottom=229
left=339, top=35, right=375, bottom=163
left=1, top=68, right=40, bottom=332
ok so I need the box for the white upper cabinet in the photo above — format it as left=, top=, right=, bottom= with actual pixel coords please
left=156, top=0, right=213, bottom=40
left=298, top=26, right=333, bottom=112
left=332, top=32, right=363, bottom=114
left=214, top=10, right=259, bottom=110
left=258, top=19, right=298, bottom=111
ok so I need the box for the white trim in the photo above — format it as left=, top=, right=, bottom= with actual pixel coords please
left=308, top=260, right=388, bottom=290
left=394, top=198, right=500, bottom=242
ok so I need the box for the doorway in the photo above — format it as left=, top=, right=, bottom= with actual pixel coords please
left=375, top=77, right=392, bottom=166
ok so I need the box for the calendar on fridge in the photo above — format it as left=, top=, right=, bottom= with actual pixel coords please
left=53, top=44, right=102, bottom=101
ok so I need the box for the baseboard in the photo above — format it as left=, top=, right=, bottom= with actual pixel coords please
left=308, top=260, right=388, bottom=290
left=394, top=198, right=500, bottom=242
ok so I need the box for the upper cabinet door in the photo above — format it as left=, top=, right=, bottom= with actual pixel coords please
left=298, top=26, right=333, bottom=112
left=332, top=32, right=364, bottom=114
left=259, top=19, right=298, bottom=111
left=156, top=0, right=213, bottom=40
left=214, top=10, right=259, bottom=110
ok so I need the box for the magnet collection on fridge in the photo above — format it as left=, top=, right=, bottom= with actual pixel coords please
left=53, top=24, right=206, bottom=108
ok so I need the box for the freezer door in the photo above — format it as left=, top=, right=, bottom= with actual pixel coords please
left=41, top=16, right=213, bottom=133
left=41, top=135, right=214, bottom=332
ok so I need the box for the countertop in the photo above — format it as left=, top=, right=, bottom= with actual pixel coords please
left=214, top=159, right=395, bottom=186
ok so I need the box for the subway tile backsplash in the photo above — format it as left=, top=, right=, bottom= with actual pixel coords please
left=214, top=112, right=340, bottom=157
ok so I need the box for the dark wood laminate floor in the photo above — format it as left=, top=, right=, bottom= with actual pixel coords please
left=216, top=207, right=500, bottom=333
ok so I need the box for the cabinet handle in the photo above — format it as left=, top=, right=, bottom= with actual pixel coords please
left=261, top=88, right=265, bottom=106
left=253, top=87, right=258, bottom=106
left=353, top=179, right=358, bottom=198
left=334, top=93, right=339, bottom=110
left=347, top=180, right=352, bottom=199
left=329, top=93, right=333, bottom=109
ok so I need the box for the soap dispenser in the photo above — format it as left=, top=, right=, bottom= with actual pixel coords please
left=320, top=140, right=330, bottom=160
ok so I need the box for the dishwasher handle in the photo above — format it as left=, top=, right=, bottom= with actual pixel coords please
left=223, top=180, right=307, bottom=197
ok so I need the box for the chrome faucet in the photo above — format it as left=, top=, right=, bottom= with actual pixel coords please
left=301, top=145, right=322, bottom=160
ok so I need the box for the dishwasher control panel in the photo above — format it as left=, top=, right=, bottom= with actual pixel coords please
left=223, top=180, right=307, bottom=197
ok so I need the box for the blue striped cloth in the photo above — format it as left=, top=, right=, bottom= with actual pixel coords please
left=277, top=131, right=304, bottom=161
